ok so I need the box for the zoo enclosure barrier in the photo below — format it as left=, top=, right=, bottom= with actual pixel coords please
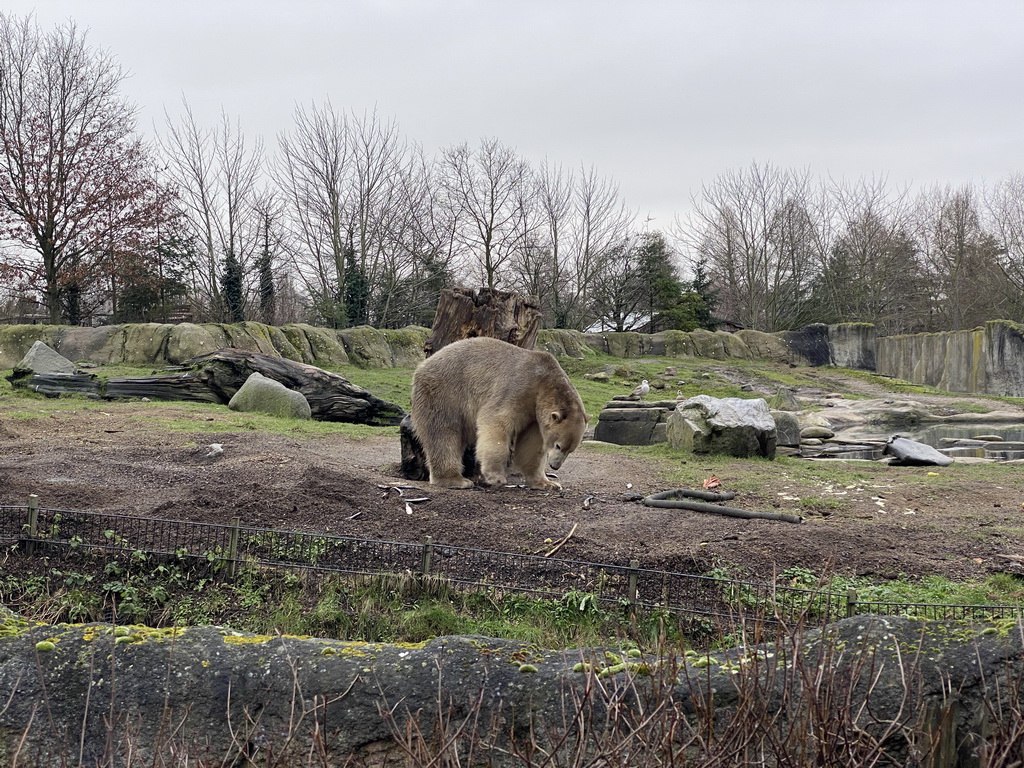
left=0, top=496, right=1020, bottom=626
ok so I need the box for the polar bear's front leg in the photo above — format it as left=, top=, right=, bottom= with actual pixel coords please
left=512, top=423, right=562, bottom=490
left=476, top=418, right=512, bottom=487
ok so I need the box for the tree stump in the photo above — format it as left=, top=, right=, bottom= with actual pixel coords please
left=423, top=286, right=542, bottom=357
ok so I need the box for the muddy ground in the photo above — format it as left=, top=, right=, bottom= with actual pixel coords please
left=2, top=372, right=1024, bottom=585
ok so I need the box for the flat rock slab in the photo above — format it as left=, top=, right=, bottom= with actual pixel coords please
left=883, top=436, right=954, bottom=466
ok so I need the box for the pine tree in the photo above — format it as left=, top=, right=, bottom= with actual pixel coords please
left=221, top=249, right=245, bottom=323
left=343, top=246, right=369, bottom=326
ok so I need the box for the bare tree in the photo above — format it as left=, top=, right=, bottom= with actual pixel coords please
left=437, top=138, right=536, bottom=290
left=275, top=101, right=352, bottom=326
left=0, top=14, right=168, bottom=324
left=158, top=102, right=264, bottom=321
left=915, top=184, right=1009, bottom=330
left=985, top=173, right=1024, bottom=321
left=523, top=162, right=634, bottom=329
left=811, top=177, right=928, bottom=334
left=680, top=162, right=822, bottom=332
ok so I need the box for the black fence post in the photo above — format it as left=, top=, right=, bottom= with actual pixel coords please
left=227, top=517, right=241, bottom=579
left=26, top=494, right=39, bottom=556
left=626, top=559, right=640, bottom=614
left=420, top=536, right=433, bottom=577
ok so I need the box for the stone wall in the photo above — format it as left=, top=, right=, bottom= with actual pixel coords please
left=0, top=322, right=432, bottom=371
left=876, top=320, right=1024, bottom=396
left=0, top=321, right=879, bottom=371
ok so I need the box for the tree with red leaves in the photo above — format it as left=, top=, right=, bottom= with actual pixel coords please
left=0, top=14, right=174, bottom=325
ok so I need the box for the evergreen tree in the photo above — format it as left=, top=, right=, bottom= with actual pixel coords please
left=688, top=257, right=719, bottom=330
left=221, top=249, right=245, bottom=322
left=257, top=249, right=276, bottom=325
left=343, top=246, right=369, bottom=326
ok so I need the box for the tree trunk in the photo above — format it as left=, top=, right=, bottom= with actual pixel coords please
left=423, top=286, right=542, bottom=357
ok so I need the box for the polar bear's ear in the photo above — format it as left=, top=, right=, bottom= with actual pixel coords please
left=549, top=410, right=563, bottom=424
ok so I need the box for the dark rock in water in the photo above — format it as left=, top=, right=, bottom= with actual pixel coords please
left=985, top=441, right=1024, bottom=451
left=883, top=436, right=954, bottom=467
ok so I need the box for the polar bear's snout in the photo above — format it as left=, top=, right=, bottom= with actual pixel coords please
left=547, top=447, right=568, bottom=470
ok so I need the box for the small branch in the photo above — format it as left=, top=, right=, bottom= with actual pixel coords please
left=544, top=522, right=579, bottom=557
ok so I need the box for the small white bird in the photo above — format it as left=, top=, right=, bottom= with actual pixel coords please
left=630, top=379, right=650, bottom=399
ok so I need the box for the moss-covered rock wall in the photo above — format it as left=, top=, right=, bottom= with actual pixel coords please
left=876, top=320, right=1024, bottom=396
left=0, top=322, right=878, bottom=372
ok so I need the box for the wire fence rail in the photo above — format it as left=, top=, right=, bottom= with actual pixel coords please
left=1, top=497, right=1021, bottom=626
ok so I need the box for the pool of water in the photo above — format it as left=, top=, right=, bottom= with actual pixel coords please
left=822, top=423, right=1024, bottom=462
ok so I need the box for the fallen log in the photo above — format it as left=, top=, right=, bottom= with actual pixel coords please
left=8, top=349, right=406, bottom=427
left=642, top=489, right=803, bottom=524
left=185, top=349, right=405, bottom=426
left=7, top=371, right=101, bottom=397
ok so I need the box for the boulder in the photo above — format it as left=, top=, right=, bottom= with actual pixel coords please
left=15, top=340, right=77, bottom=374
left=536, top=328, right=592, bottom=358
left=800, top=425, right=835, bottom=440
left=339, top=325, right=394, bottom=368
left=0, top=324, right=61, bottom=369
left=687, top=329, right=726, bottom=359
left=54, top=325, right=126, bottom=364
left=667, top=395, right=777, bottom=458
left=883, top=436, right=954, bottom=467
left=771, top=410, right=802, bottom=447
left=227, top=371, right=312, bottom=419
left=165, top=323, right=227, bottom=363
left=1, top=613, right=1018, bottom=767
left=381, top=327, right=430, bottom=367
left=602, top=331, right=646, bottom=358
left=735, top=329, right=791, bottom=364
left=651, top=330, right=697, bottom=358
left=593, top=401, right=677, bottom=445
left=769, top=386, right=802, bottom=412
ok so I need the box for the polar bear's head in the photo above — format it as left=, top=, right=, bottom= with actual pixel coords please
left=541, top=407, right=589, bottom=470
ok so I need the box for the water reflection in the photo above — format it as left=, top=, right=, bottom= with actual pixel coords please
left=831, top=424, right=1024, bottom=462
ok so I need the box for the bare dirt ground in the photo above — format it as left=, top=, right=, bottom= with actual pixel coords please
left=3, top=372, right=1024, bottom=585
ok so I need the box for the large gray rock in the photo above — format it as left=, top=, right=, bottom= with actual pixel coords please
left=593, top=400, right=677, bottom=445
left=227, top=371, right=312, bottom=419
left=883, top=436, right=954, bottom=467
left=0, top=614, right=1021, bottom=766
left=15, top=340, right=77, bottom=374
left=667, top=395, right=777, bottom=458
left=771, top=410, right=802, bottom=447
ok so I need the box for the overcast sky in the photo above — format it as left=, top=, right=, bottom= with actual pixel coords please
left=7, top=0, right=1024, bottom=229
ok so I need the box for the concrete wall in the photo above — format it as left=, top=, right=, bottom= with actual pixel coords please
left=0, top=321, right=879, bottom=372
left=876, top=320, right=1024, bottom=396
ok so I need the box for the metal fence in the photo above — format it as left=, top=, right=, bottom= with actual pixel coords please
left=1, top=499, right=1020, bottom=625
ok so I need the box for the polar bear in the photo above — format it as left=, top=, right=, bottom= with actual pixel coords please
left=410, top=337, right=589, bottom=489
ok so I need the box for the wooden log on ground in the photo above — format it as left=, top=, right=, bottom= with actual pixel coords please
left=105, top=374, right=224, bottom=403
left=6, top=371, right=102, bottom=397
left=186, top=349, right=405, bottom=426
left=423, top=286, right=542, bottom=357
